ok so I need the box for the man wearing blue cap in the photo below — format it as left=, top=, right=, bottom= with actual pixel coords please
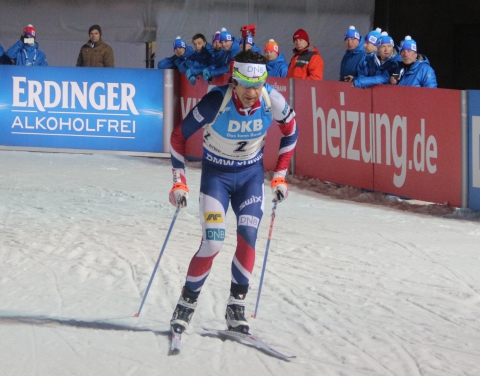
left=390, top=36, right=437, bottom=88
left=202, top=28, right=240, bottom=83
left=352, top=32, right=401, bottom=88
left=168, top=50, right=298, bottom=339
left=340, top=26, right=365, bottom=81
left=157, top=36, right=194, bottom=72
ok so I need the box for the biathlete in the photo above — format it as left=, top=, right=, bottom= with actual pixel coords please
left=168, top=49, right=298, bottom=334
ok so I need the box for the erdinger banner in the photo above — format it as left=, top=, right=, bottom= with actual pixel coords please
left=294, top=80, right=462, bottom=206
left=0, top=66, right=164, bottom=152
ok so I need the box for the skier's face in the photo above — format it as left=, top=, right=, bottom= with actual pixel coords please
left=234, top=82, right=264, bottom=108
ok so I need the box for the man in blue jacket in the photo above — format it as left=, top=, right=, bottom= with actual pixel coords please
left=202, top=28, right=240, bottom=83
left=184, top=33, right=215, bottom=85
left=157, top=37, right=194, bottom=72
left=340, top=26, right=365, bottom=81
left=264, top=39, right=288, bottom=78
left=7, top=24, right=48, bottom=66
left=390, top=36, right=437, bottom=88
left=352, top=32, right=401, bottom=88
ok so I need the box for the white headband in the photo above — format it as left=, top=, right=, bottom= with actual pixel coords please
left=233, top=62, right=266, bottom=79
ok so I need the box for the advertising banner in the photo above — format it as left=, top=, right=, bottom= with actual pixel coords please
left=0, top=65, right=164, bottom=153
left=294, top=80, right=375, bottom=189
left=372, top=86, right=462, bottom=206
left=468, top=90, right=480, bottom=210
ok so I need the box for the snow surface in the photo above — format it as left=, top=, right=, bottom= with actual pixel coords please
left=1, top=150, right=480, bottom=376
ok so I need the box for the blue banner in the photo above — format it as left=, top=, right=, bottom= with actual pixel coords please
left=468, top=90, right=480, bottom=210
left=0, top=66, right=164, bottom=152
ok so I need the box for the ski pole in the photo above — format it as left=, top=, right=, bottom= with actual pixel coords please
left=135, top=199, right=184, bottom=317
left=252, top=201, right=277, bottom=319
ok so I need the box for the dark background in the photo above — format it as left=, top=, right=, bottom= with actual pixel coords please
left=374, top=0, right=480, bottom=89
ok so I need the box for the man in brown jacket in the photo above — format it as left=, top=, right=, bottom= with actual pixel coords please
left=76, top=25, right=114, bottom=67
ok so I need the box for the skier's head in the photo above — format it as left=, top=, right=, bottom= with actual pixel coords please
left=231, top=50, right=267, bottom=107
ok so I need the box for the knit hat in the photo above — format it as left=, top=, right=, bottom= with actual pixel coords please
left=379, top=31, right=394, bottom=46
left=240, top=33, right=253, bottom=46
left=401, top=36, right=417, bottom=52
left=293, top=28, right=309, bottom=43
left=265, top=39, right=279, bottom=53
left=219, top=28, right=232, bottom=42
left=88, top=24, right=102, bottom=36
left=173, top=36, right=186, bottom=50
left=23, top=24, right=36, bottom=37
left=365, top=27, right=382, bottom=46
left=344, top=26, right=360, bottom=41
left=212, top=31, right=221, bottom=42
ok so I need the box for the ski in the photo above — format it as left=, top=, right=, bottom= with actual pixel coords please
left=202, top=327, right=296, bottom=361
left=169, top=325, right=183, bottom=355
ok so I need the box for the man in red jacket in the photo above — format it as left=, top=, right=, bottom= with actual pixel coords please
left=287, top=28, right=324, bottom=80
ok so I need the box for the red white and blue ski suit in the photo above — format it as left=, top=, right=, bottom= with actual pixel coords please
left=170, top=83, right=298, bottom=292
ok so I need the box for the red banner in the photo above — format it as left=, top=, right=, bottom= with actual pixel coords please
left=293, top=79, right=462, bottom=205
left=294, top=80, right=375, bottom=189
left=372, top=85, right=462, bottom=206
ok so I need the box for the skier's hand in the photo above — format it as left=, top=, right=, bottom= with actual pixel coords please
left=169, top=182, right=189, bottom=208
left=270, top=177, right=289, bottom=202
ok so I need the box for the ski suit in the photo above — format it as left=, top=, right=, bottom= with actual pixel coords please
left=170, top=83, right=298, bottom=292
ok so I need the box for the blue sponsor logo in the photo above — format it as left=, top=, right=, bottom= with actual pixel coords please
left=206, top=228, right=225, bottom=241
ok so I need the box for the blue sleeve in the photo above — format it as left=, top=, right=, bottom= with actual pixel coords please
left=354, top=71, right=390, bottom=88
left=157, top=56, right=175, bottom=69
left=181, top=89, right=225, bottom=139
left=423, top=66, right=437, bottom=88
left=37, top=51, right=48, bottom=66
left=6, top=40, right=23, bottom=60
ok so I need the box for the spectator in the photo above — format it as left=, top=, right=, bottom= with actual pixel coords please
left=390, top=36, right=437, bottom=88
left=287, top=28, right=324, bottom=80
left=352, top=32, right=401, bottom=88
left=157, top=36, right=194, bottom=72
left=0, top=42, right=11, bottom=65
left=364, top=27, right=382, bottom=55
left=76, top=25, right=114, bottom=67
left=202, top=28, right=240, bottom=83
left=212, top=31, right=222, bottom=52
left=184, top=33, right=214, bottom=85
left=264, top=39, right=288, bottom=78
left=340, top=26, right=365, bottom=81
left=6, top=24, right=48, bottom=66
left=238, top=33, right=262, bottom=53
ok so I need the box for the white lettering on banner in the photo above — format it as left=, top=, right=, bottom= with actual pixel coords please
left=311, top=88, right=438, bottom=188
left=12, top=77, right=139, bottom=115
left=11, top=116, right=136, bottom=134
left=472, top=116, right=480, bottom=188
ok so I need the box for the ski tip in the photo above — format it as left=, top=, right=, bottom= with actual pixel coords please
left=251, top=313, right=256, bottom=318
left=169, top=348, right=180, bottom=356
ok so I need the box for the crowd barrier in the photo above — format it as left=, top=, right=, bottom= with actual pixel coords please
left=1, top=66, right=479, bottom=210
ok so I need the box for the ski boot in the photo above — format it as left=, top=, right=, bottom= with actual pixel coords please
left=225, top=292, right=249, bottom=334
left=170, top=287, right=199, bottom=333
